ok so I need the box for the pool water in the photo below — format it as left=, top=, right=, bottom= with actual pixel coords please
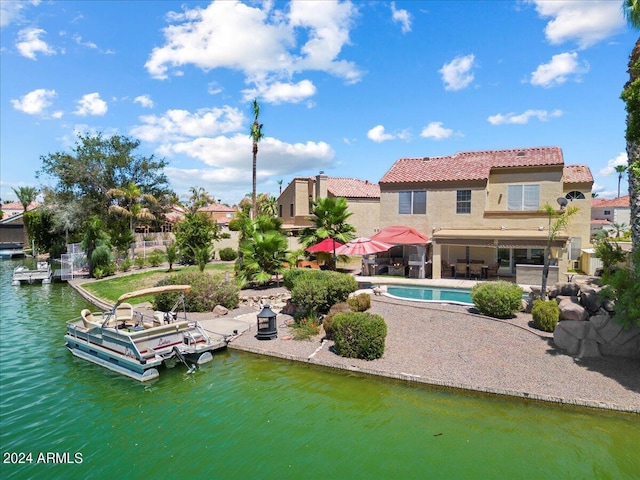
left=386, top=285, right=474, bottom=304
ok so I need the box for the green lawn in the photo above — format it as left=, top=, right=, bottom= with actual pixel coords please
left=80, top=263, right=235, bottom=304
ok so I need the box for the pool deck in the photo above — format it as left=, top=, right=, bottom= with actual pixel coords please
left=356, top=275, right=535, bottom=292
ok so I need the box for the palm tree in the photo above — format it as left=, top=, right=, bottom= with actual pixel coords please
left=107, top=182, right=157, bottom=256
left=187, top=186, right=214, bottom=213
left=611, top=222, right=628, bottom=238
left=250, top=98, right=264, bottom=220
left=615, top=164, right=628, bottom=198
left=300, top=197, right=356, bottom=270
left=622, top=0, right=640, bottom=254
left=12, top=186, right=38, bottom=249
left=256, top=193, right=277, bottom=217
left=238, top=229, right=288, bottom=286
left=540, top=204, right=579, bottom=300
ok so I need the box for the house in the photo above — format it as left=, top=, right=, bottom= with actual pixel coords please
left=0, top=201, right=41, bottom=247
left=379, top=147, right=593, bottom=281
left=277, top=174, right=381, bottom=238
left=197, top=203, right=238, bottom=227
left=590, top=195, right=631, bottom=237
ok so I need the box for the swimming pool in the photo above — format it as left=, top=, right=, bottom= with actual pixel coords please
left=386, top=285, right=474, bottom=305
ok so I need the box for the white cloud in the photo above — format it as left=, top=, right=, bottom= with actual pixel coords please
left=530, top=52, right=589, bottom=88
left=11, top=88, right=56, bottom=115
left=207, top=81, right=223, bottom=95
left=391, top=2, right=412, bottom=34
left=15, top=28, right=56, bottom=60
left=439, top=54, right=475, bottom=91
left=162, top=133, right=335, bottom=202
left=130, top=106, right=244, bottom=143
left=420, top=121, right=453, bottom=140
left=72, top=33, right=97, bottom=49
left=74, top=93, right=108, bottom=116
left=134, top=95, right=154, bottom=108
left=145, top=0, right=361, bottom=101
left=1, top=0, right=40, bottom=28
left=530, top=0, right=625, bottom=49
left=598, top=152, right=628, bottom=176
left=487, top=109, right=563, bottom=125
left=243, top=79, right=317, bottom=104
left=367, top=125, right=395, bottom=143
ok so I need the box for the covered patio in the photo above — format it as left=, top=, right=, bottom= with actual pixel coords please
left=360, top=226, right=431, bottom=278
left=431, top=229, right=569, bottom=283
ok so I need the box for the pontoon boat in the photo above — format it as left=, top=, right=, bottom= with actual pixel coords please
left=65, top=285, right=226, bottom=381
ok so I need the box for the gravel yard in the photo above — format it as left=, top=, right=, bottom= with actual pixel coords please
left=228, top=294, right=640, bottom=413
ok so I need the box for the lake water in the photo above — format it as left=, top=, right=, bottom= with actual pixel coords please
left=0, top=259, right=638, bottom=479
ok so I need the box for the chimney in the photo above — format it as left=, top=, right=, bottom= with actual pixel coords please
left=316, top=172, right=328, bottom=199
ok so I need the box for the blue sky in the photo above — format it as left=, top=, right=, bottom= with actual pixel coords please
left=1, top=0, right=637, bottom=205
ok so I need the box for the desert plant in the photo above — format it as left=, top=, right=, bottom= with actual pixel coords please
left=119, top=258, right=132, bottom=272
left=332, top=312, right=387, bottom=360
left=134, top=255, right=146, bottom=269
left=195, top=246, right=213, bottom=272
left=531, top=300, right=560, bottom=332
left=219, top=247, right=238, bottom=261
left=290, top=316, right=321, bottom=340
left=470, top=281, right=523, bottom=318
left=347, top=293, right=371, bottom=312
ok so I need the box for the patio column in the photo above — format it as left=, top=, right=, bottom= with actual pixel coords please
left=432, top=243, right=442, bottom=279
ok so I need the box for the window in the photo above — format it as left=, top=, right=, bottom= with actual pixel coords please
left=456, top=190, right=471, bottom=214
left=565, top=191, right=585, bottom=200
left=399, top=191, right=426, bottom=214
left=507, top=185, right=539, bottom=211
left=290, top=203, right=294, bottom=217
left=278, top=204, right=283, bottom=218
left=603, top=210, right=611, bottom=216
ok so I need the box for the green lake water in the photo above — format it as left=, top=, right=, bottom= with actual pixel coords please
left=0, top=259, right=638, bottom=479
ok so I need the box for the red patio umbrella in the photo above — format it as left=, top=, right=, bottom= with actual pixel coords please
left=371, top=225, right=430, bottom=244
left=334, top=237, right=393, bottom=256
left=305, top=238, right=344, bottom=253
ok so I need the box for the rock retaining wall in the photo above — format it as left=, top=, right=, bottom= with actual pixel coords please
left=549, top=281, right=640, bottom=359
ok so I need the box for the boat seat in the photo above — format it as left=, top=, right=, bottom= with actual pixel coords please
left=81, top=309, right=102, bottom=329
left=116, top=303, right=134, bottom=322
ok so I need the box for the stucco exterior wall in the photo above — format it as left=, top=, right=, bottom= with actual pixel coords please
left=345, top=198, right=380, bottom=238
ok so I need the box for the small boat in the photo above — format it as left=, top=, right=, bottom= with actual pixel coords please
left=12, top=262, right=52, bottom=285
left=65, top=285, right=227, bottom=382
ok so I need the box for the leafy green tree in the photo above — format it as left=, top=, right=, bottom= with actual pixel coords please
left=23, top=208, right=60, bottom=256
left=174, top=212, right=218, bottom=264
left=300, top=197, right=356, bottom=270
left=594, top=237, right=626, bottom=277
left=250, top=99, right=264, bottom=219
left=602, top=248, right=640, bottom=328
left=256, top=193, right=277, bottom=217
left=540, top=204, right=578, bottom=300
left=37, top=133, right=171, bottom=228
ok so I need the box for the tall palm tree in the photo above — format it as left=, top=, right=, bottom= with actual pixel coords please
left=12, top=186, right=38, bottom=249
left=187, top=186, right=214, bottom=213
left=615, top=164, right=628, bottom=198
left=250, top=98, right=264, bottom=220
left=107, top=182, right=157, bottom=256
left=622, top=0, right=640, bottom=254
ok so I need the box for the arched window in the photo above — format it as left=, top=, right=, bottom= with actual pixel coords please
left=565, top=191, right=585, bottom=200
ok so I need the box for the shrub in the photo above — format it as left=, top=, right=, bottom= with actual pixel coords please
left=153, top=272, right=240, bottom=312
left=347, top=293, right=371, bottom=312
left=228, top=218, right=243, bottom=231
left=290, top=316, right=321, bottom=340
left=531, top=300, right=560, bottom=332
left=119, top=258, right=132, bottom=272
left=134, top=255, right=146, bottom=269
left=332, top=312, right=387, bottom=360
left=470, top=281, right=523, bottom=318
left=287, top=269, right=358, bottom=316
left=322, top=302, right=351, bottom=340
left=148, top=249, right=165, bottom=267
left=219, top=247, right=238, bottom=261
left=91, top=245, right=112, bottom=274
left=221, top=232, right=231, bottom=239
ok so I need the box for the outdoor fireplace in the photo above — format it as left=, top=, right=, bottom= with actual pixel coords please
left=256, top=304, right=277, bottom=340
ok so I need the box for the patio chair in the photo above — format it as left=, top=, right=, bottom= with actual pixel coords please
left=468, top=263, right=483, bottom=279
left=487, top=262, right=499, bottom=277
left=455, top=262, right=468, bottom=278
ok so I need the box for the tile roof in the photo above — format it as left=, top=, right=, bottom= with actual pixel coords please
left=562, top=165, right=593, bottom=184
left=380, top=147, right=565, bottom=184
left=198, top=203, right=236, bottom=213
left=591, top=195, right=630, bottom=208
left=326, top=177, right=380, bottom=198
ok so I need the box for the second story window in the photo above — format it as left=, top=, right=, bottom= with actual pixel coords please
left=456, top=190, right=471, bottom=214
left=603, top=210, right=611, bottom=216
left=278, top=204, right=283, bottom=218
left=399, top=191, right=426, bottom=214
left=507, top=185, right=539, bottom=211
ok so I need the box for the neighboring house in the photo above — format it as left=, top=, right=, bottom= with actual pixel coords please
left=590, top=195, right=631, bottom=237
left=277, top=174, right=381, bottom=238
left=197, top=203, right=237, bottom=227
left=0, top=202, right=41, bottom=246
left=378, top=147, right=593, bottom=280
